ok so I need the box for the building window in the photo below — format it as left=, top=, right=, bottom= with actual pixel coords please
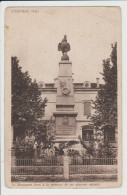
left=104, top=126, right=115, bottom=142
left=84, top=102, right=91, bottom=116
left=82, top=125, right=94, bottom=141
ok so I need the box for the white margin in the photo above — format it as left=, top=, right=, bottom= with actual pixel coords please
left=0, top=1, right=127, bottom=195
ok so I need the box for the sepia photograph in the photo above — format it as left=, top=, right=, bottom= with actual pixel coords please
left=4, top=6, right=122, bottom=188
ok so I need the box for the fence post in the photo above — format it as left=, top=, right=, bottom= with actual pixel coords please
left=11, top=148, right=16, bottom=166
left=63, top=155, right=69, bottom=180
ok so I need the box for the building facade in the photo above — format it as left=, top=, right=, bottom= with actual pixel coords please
left=39, top=79, right=100, bottom=142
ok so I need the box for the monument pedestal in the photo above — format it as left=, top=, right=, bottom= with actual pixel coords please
left=53, top=60, right=78, bottom=142
left=53, top=111, right=78, bottom=142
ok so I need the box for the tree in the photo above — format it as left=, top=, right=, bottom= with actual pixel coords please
left=92, top=43, right=117, bottom=128
left=34, top=116, right=56, bottom=149
left=11, top=56, right=47, bottom=140
left=91, top=43, right=117, bottom=158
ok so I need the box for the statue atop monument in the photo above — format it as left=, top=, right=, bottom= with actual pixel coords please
left=58, top=35, right=70, bottom=61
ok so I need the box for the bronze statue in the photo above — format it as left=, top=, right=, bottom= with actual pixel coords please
left=58, top=35, right=70, bottom=60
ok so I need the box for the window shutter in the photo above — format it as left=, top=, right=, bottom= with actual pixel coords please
left=104, top=126, right=115, bottom=141
left=84, top=102, right=91, bottom=116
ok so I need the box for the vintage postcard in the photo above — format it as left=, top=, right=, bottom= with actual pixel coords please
left=4, top=6, right=122, bottom=188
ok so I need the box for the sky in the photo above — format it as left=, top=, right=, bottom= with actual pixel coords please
left=5, top=7, right=121, bottom=84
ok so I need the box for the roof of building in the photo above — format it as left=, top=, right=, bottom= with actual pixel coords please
left=38, top=82, right=102, bottom=89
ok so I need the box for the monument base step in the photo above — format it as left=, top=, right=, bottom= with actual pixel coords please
left=54, top=136, right=79, bottom=142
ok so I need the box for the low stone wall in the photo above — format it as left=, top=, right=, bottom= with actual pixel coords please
left=11, top=175, right=64, bottom=182
left=69, top=174, right=117, bottom=182
left=11, top=174, right=117, bottom=182
left=69, top=165, right=117, bottom=175
left=11, top=166, right=63, bottom=175
left=12, top=165, right=117, bottom=176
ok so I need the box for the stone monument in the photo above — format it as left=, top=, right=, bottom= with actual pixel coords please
left=53, top=35, right=78, bottom=142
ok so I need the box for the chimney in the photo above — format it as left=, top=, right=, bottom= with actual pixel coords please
left=96, top=78, right=100, bottom=88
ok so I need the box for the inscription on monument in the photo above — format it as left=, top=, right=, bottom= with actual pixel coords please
left=57, top=125, right=74, bottom=131
left=56, top=116, right=76, bottom=135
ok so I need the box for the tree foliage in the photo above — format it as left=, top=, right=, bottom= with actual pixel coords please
left=35, top=116, right=56, bottom=149
left=11, top=56, right=47, bottom=139
left=92, top=43, right=117, bottom=128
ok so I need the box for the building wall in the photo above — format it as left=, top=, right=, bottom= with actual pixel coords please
left=40, top=85, right=99, bottom=139
left=41, top=91, right=56, bottom=120
left=74, top=91, right=97, bottom=120
left=39, top=85, right=117, bottom=154
left=74, top=91, right=98, bottom=137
